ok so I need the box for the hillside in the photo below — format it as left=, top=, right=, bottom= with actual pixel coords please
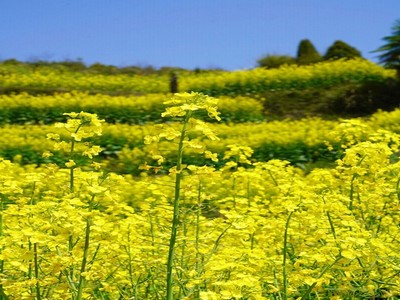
left=1, top=58, right=400, bottom=298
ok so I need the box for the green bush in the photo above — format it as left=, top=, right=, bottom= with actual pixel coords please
left=296, top=39, right=322, bottom=65
left=256, top=54, right=296, bottom=68
left=324, top=40, right=362, bottom=60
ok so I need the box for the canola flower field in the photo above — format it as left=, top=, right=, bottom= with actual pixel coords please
left=1, top=60, right=400, bottom=299
left=0, top=59, right=395, bottom=96
left=0, top=92, right=265, bottom=124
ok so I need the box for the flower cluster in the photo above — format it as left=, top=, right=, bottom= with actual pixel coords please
left=143, top=92, right=221, bottom=174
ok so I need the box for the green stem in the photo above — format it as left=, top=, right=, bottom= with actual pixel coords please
left=149, top=213, right=155, bottom=256
left=247, top=179, right=251, bottom=208
left=166, top=111, right=191, bottom=300
left=396, top=177, right=400, bottom=204
left=69, top=123, right=83, bottom=193
left=28, top=241, right=33, bottom=294
left=326, top=212, right=337, bottom=240
left=195, top=181, right=202, bottom=298
left=0, top=197, right=6, bottom=300
left=76, top=216, right=91, bottom=300
left=126, top=227, right=136, bottom=296
left=300, top=256, right=342, bottom=299
left=349, top=155, right=366, bottom=210
left=268, top=170, right=279, bottom=186
left=349, top=174, right=356, bottom=210
left=68, top=235, right=75, bottom=284
left=56, top=247, right=77, bottom=295
left=69, top=137, right=76, bottom=193
left=178, top=214, right=188, bottom=298
left=250, top=232, right=255, bottom=250
left=30, top=182, right=36, bottom=205
left=232, top=177, right=236, bottom=208
left=203, top=222, right=234, bottom=266
left=273, top=268, right=282, bottom=300
left=283, top=211, right=294, bottom=300
left=34, top=243, right=41, bottom=300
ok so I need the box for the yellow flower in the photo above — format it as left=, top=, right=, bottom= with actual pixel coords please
left=42, top=151, right=53, bottom=158
left=205, top=150, right=219, bottom=162
left=82, top=145, right=102, bottom=158
left=65, top=160, right=76, bottom=168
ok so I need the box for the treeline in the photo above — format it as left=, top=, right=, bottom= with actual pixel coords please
left=1, top=39, right=363, bottom=75
left=257, top=39, right=363, bottom=69
left=0, top=58, right=221, bottom=76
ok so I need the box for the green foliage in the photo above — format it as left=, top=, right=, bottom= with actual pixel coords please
left=256, top=54, right=296, bottom=68
left=30, top=59, right=87, bottom=72
left=87, top=62, right=119, bottom=75
left=324, top=40, right=362, bottom=60
left=0, top=58, right=191, bottom=76
left=1, top=59, right=20, bottom=65
left=373, top=19, right=400, bottom=77
left=260, top=80, right=400, bottom=118
left=296, top=39, right=322, bottom=65
left=329, top=79, right=400, bottom=115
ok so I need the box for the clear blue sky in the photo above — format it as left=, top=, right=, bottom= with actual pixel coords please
left=1, top=0, right=399, bottom=70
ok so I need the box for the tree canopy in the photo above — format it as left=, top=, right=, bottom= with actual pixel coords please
left=296, top=39, right=322, bottom=65
left=257, top=54, right=296, bottom=69
left=374, top=19, right=400, bottom=77
left=324, top=40, right=362, bottom=60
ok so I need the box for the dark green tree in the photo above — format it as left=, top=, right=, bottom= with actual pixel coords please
left=1, top=59, right=20, bottom=65
left=257, top=54, right=296, bottom=69
left=296, top=39, right=322, bottom=65
left=88, top=62, right=118, bottom=75
left=373, top=19, right=400, bottom=77
left=324, top=40, right=362, bottom=60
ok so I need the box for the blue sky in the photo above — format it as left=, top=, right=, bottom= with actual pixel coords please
left=1, top=0, right=399, bottom=70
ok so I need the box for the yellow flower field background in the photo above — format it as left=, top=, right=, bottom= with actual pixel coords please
left=0, top=60, right=400, bottom=299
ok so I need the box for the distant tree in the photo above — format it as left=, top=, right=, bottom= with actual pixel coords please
left=257, top=54, right=296, bottom=69
left=88, top=63, right=118, bottom=75
left=47, top=60, right=86, bottom=72
left=324, top=40, right=362, bottom=60
left=118, top=66, right=143, bottom=75
left=296, top=39, right=322, bottom=65
left=373, top=19, right=400, bottom=78
left=159, top=66, right=187, bottom=75
left=1, top=59, right=20, bottom=65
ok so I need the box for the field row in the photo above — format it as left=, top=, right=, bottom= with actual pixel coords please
left=0, top=92, right=264, bottom=124
left=182, top=58, right=395, bottom=96
left=2, top=108, right=400, bottom=174
left=0, top=59, right=394, bottom=96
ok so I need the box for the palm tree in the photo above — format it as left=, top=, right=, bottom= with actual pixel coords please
left=374, top=19, right=400, bottom=78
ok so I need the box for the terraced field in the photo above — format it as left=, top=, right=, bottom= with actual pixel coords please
left=1, top=60, right=400, bottom=299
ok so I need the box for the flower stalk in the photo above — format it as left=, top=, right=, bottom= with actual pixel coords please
left=166, top=111, right=191, bottom=300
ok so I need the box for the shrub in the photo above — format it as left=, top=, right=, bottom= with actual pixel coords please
left=324, top=40, right=362, bottom=60
left=296, top=39, right=322, bottom=65
left=256, top=54, right=296, bottom=69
